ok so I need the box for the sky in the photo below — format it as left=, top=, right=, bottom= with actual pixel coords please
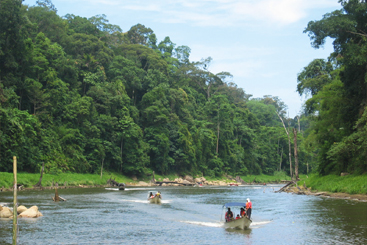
left=23, top=0, right=342, bottom=118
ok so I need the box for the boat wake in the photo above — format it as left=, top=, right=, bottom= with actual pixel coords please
left=181, top=220, right=223, bottom=228
left=250, top=220, right=272, bottom=228
left=125, top=200, right=149, bottom=203
left=124, top=188, right=157, bottom=191
left=105, top=188, right=119, bottom=191
left=181, top=220, right=271, bottom=229
left=123, top=199, right=171, bottom=204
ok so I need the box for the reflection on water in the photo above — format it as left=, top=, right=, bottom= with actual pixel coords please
left=0, top=185, right=367, bottom=244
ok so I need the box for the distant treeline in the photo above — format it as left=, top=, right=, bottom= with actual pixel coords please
left=1, top=0, right=364, bottom=177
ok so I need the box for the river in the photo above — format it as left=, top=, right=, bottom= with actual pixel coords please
left=1, top=184, right=367, bottom=244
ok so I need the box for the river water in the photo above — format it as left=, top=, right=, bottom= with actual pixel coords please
left=1, top=184, right=367, bottom=244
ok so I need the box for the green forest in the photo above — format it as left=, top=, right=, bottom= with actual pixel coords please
left=0, top=0, right=366, bottom=179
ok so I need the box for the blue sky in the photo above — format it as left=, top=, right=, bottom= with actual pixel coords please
left=23, top=0, right=341, bottom=117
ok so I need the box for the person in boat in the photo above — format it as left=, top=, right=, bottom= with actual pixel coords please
left=236, top=214, right=240, bottom=220
left=225, top=208, right=233, bottom=222
left=149, top=192, right=154, bottom=198
left=240, top=207, right=246, bottom=217
left=246, top=198, right=252, bottom=219
left=155, top=191, right=162, bottom=198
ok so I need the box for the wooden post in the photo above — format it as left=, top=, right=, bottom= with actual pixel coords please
left=53, top=188, right=60, bottom=202
left=13, top=156, right=18, bottom=245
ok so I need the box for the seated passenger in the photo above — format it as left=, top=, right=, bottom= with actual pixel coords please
left=236, top=214, right=240, bottom=219
left=225, top=208, right=233, bottom=222
left=240, top=207, right=246, bottom=217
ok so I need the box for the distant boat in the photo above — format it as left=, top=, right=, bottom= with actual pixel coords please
left=222, top=202, right=252, bottom=230
left=228, top=183, right=239, bottom=186
left=147, top=191, right=162, bottom=204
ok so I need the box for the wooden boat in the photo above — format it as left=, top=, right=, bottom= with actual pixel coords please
left=224, top=216, right=252, bottom=230
left=222, top=202, right=252, bottom=230
left=147, top=191, right=162, bottom=204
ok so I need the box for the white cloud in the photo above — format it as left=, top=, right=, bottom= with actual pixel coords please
left=112, top=0, right=339, bottom=26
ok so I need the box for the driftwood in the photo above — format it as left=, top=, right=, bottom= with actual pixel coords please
left=275, top=181, right=296, bottom=193
left=107, top=177, right=125, bottom=190
left=52, top=188, right=66, bottom=202
left=155, top=181, right=195, bottom=186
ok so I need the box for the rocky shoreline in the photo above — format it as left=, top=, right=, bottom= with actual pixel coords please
left=281, top=183, right=367, bottom=202
left=0, top=175, right=271, bottom=192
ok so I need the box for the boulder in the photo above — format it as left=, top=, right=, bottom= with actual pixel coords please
left=17, top=205, right=27, bottom=214
left=175, top=178, right=184, bottom=183
left=184, top=175, right=194, bottom=183
left=163, top=178, right=170, bottom=182
left=0, top=206, right=13, bottom=218
left=341, top=172, right=349, bottom=177
left=138, top=181, right=149, bottom=186
left=218, top=181, right=226, bottom=186
left=18, top=206, right=43, bottom=218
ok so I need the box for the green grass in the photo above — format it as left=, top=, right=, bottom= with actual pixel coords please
left=0, top=170, right=298, bottom=189
left=0, top=171, right=134, bottom=189
left=298, top=173, right=367, bottom=195
left=240, top=171, right=292, bottom=183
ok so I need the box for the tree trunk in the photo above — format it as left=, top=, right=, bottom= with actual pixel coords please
left=293, top=128, right=299, bottom=180
left=120, top=139, right=123, bottom=173
left=288, top=137, right=292, bottom=179
left=279, top=147, right=283, bottom=171
left=34, top=162, right=45, bottom=187
left=100, top=157, right=104, bottom=179
left=276, top=111, right=292, bottom=179
left=216, top=121, right=220, bottom=154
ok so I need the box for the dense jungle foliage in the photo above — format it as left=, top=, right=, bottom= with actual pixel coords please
left=299, top=0, right=367, bottom=175
left=1, top=0, right=365, bottom=178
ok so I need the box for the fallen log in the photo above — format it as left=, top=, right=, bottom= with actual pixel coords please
left=275, top=181, right=296, bottom=193
left=107, top=177, right=125, bottom=190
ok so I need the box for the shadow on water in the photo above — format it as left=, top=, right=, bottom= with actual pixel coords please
left=225, top=227, right=252, bottom=235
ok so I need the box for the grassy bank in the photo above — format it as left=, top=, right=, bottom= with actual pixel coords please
left=240, top=171, right=293, bottom=183
left=299, top=173, right=367, bottom=195
left=0, top=171, right=293, bottom=189
left=0, top=172, right=132, bottom=189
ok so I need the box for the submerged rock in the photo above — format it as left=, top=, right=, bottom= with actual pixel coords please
left=18, top=206, right=43, bottom=218
left=0, top=206, right=13, bottom=218
left=17, top=205, right=27, bottom=214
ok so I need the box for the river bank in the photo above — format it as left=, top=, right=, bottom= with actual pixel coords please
left=0, top=171, right=291, bottom=192
left=281, top=173, right=367, bottom=201
left=282, top=184, right=367, bottom=201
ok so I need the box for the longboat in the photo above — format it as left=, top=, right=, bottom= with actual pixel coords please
left=222, top=202, right=252, bottom=230
left=147, top=191, right=162, bottom=204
